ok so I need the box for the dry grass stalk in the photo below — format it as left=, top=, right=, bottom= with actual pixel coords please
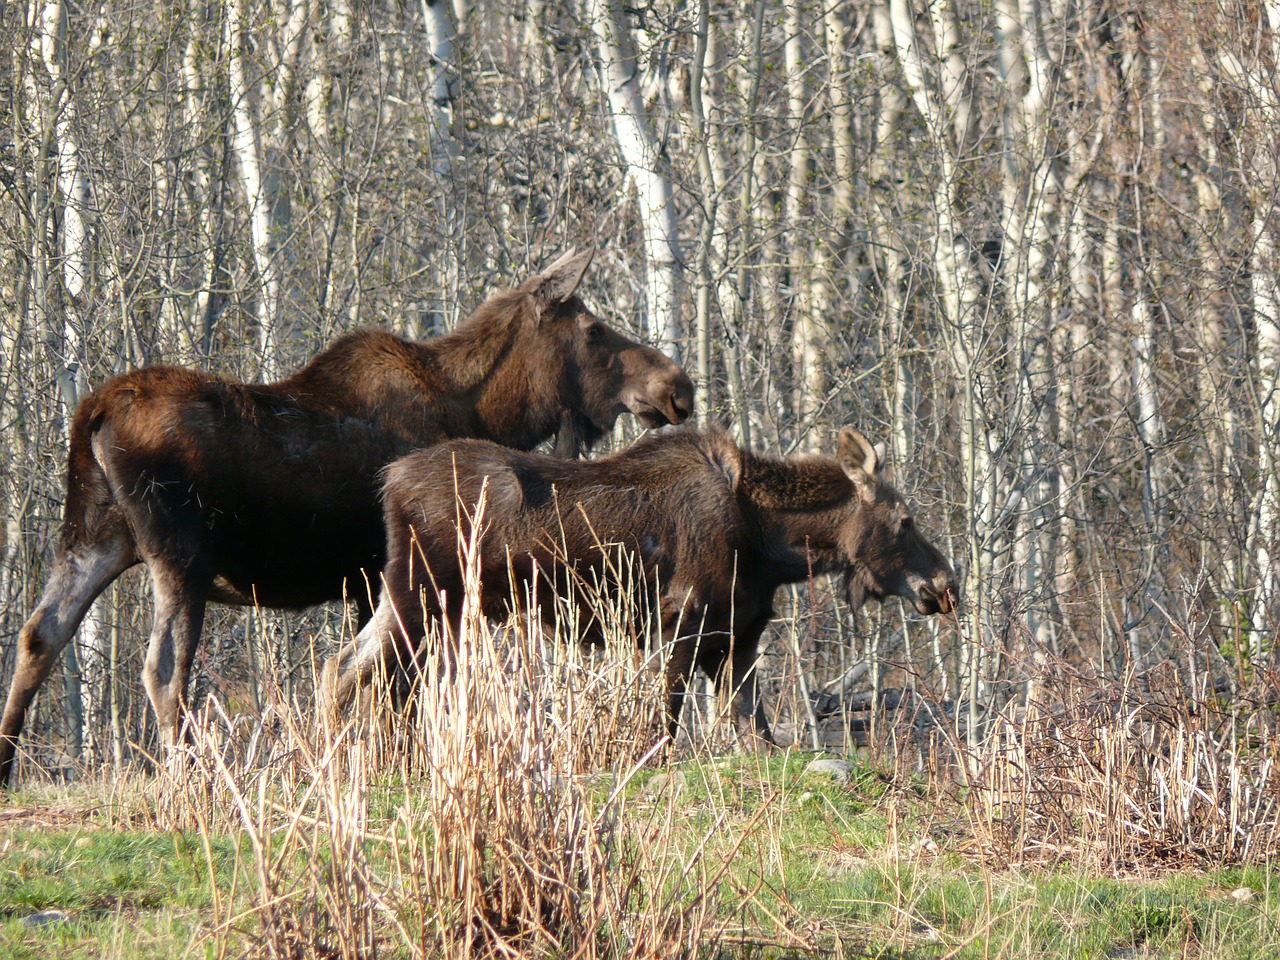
left=963, top=675, right=1280, bottom=872
left=144, top=488, right=748, bottom=958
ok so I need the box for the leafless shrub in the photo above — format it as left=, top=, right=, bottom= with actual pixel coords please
left=146, top=495, right=757, bottom=959
left=963, top=671, right=1280, bottom=873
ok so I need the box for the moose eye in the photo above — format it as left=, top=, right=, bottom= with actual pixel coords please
left=584, top=323, right=603, bottom=341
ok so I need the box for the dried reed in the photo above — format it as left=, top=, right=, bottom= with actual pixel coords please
left=963, top=673, right=1280, bottom=873
left=148, top=488, right=749, bottom=959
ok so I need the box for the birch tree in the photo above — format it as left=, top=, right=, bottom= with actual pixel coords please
left=227, top=0, right=281, bottom=376
left=889, top=0, right=991, bottom=738
left=587, top=0, right=684, bottom=351
left=421, top=0, right=460, bottom=329
left=996, top=0, right=1064, bottom=670
left=34, top=0, right=96, bottom=761
left=1214, top=4, right=1280, bottom=655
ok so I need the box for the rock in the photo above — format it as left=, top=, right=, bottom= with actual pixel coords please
left=1231, top=887, right=1256, bottom=903
left=803, top=758, right=854, bottom=781
left=640, top=771, right=686, bottom=799
left=22, top=909, right=70, bottom=929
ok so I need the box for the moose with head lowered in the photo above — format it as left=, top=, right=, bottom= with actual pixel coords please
left=324, top=425, right=958, bottom=744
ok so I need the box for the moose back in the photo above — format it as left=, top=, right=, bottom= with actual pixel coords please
left=0, top=249, right=694, bottom=785
left=324, top=426, right=958, bottom=744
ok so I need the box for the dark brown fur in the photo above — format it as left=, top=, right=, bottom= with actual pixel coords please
left=0, top=249, right=694, bottom=784
left=324, top=426, right=958, bottom=744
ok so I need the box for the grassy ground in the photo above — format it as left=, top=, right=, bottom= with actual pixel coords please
left=1, top=750, right=1277, bottom=959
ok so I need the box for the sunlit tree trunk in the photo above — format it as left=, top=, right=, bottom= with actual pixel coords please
left=997, top=0, right=1063, bottom=678
left=37, top=0, right=97, bottom=763
left=870, top=0, right=913, bottom=469
left=784, top=0, right=823, bottom=449
left=689, top=0, right=716, bottom=419
left=227, top=0, right=281, bottom=376
left=421, top=0, right=460, bottom=330
left=1131, top=298, right=1168, bottom=670
left=801, top=1, right=856, bottom=452
left=588, top=0, right=683, bottom=351
left=890, top=0, right=990, bottom=745
left=1214, top=8, right=1280, bottom=655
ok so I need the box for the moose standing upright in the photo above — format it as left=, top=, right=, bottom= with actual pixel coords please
left=0, top=249, right=694, bottom=785
left=324, top=426, right=958, bottom=744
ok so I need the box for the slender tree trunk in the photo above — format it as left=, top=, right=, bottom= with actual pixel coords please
left=1131, top=298, right=1168, bottom=669
left=870, top=0, right=912, bottom=468
left=998, top=0, right=1064, bottom=685
left=784, top=0, right=823, bottom=448
left=227, top=0, right=281, bottom=376
left=421, top=0, right=460, bottom=330
left=726, top=0, right=768, bottom=447
left=38, top=0, right=99, bottom=762
left=689, top=0, right=716, bottom=419
left=890, top=0, right=989, bottom=746
left=588, top=0, right=683, bottom=352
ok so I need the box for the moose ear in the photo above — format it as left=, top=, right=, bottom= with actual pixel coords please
left=526, top=247, right=595, bottom=315
left=837, top=427, right=882, bottom=497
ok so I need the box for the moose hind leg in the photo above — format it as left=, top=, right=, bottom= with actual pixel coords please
left=141, top=563, right=212, bottom=754
left=0, top=535, right=137, bottom=785
left=321, top=592, right=421, bottom=720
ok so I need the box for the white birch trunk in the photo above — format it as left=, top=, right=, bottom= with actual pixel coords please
left=39, top=1, right=90, bottom=329
left=1189, top=42, right=1241, bottom=635
left=1256, top=241, right=1280, bottom=649
left=420, top=0, right=459, bottom=328
left=182, top=35, right=219, bottom=359
left=998, top=0, right=1063, bottom=677
left=784, top=0, right=822, bottom=445
left=421, top=0, right=457, bottom=177
left=1254, top=3, right=1280, bottom=650
left=1132, top=299, right=1168, bottom=669
left=589, top=0, right=683, bottom=351
left=227, top=0, right=282, bottom=376
left=689, top=0, right=715, bottom=419
left=39, top=0, right=98, bottom=762
left=871, top=0, right=913, bottom=468
left=801, top=3, right=857, bottom=452
left=1217, top=13, right=1280, bottom=652
left=889, top=0, right=990, bottom=745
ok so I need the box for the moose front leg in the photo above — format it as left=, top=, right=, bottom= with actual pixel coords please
left=720, top=613, right=775, bottom=748
left=661, top=630, right=697, bottom=743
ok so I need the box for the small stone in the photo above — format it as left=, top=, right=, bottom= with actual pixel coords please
left=804, top=758, right=854, bottom=781
left=22, top=909, right=70, bottom=929
left=640, top=771, right=686, bottom=798
left=911, top=838, right=939, bottom=855
left=74, top=836, right=92, bottom=849
left=1231, top=887, right=1256, bottom=903
left=798, top=791, right=816, bottom=806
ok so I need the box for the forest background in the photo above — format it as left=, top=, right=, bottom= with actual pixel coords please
left=1, top=0, right=1278, bottom=774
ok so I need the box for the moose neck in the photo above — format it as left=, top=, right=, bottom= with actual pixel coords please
left=738, top=451, right=855, bottom=587
left=422, top=293, right=566, bottom=449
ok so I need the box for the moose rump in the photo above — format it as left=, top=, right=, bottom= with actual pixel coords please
left=0, top=248, right=695, bottom=785
left=324, top=427, right=958, bottom=744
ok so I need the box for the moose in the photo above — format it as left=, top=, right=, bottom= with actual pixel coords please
left=323, top=426, right=958, bottom=744
left=0, top=248, right=694, bottom=785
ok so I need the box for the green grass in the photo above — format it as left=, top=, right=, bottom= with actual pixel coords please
left=0, top=818, right=243, bottom=958
left=2, top=753, right=1279, bottom=959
